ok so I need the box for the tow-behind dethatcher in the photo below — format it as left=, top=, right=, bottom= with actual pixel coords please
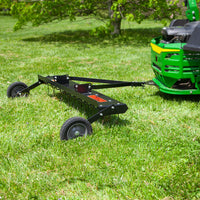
left=7, top=0, right=200, bottom=140
left=7, top=75, right=153, bottom=140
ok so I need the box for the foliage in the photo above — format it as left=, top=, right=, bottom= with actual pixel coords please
left=0, top=0, right=181, bottom=32
left=0, top=0, right=10, bottom=9
left=90, top=21, right=113, bottom=37
left=1, top=16, right=200, bottom=199
left=0, top=0, right=11, bottom=14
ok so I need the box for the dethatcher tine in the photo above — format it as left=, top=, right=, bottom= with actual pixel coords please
left=7, top=0, right=200, bottom=140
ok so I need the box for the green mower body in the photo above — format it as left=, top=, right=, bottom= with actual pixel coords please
left=151, top=37, right=200, bottom=95
left=151, top=0, right=200, bottom=95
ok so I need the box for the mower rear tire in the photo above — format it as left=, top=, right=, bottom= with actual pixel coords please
left=60, top=117, right=92, bottom=140
left=7, top=82, right=29, bottom=98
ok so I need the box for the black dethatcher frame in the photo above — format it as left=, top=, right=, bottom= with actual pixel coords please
left=8, top=74, right=154, bottom=140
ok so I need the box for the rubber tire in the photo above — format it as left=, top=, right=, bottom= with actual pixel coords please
left=7, top=82, right=29, bottom=98
left=60, top=117, right=92, bottom=140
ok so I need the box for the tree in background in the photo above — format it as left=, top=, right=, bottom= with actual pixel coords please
left=0, top=0, right=191, bottom=34
left=0, top=0, right=12, bottom=12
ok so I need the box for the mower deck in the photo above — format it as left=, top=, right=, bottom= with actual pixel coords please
left=153, top=78, right=200, bottom=95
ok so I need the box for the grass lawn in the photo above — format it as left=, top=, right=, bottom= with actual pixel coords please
left=0, top=16, right=200, bottom=200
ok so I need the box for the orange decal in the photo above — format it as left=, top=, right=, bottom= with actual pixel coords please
left=88, top=95, right=107, bottom=102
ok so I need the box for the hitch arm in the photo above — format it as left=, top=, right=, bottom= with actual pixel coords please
left=70, top=75, right=155, bottom=90
left=19, top=81, right=43, bottom=94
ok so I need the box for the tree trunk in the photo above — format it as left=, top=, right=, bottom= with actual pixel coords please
left=108, top=0, right=122, bottom=35
left=111, top=17, right=122, bottom=35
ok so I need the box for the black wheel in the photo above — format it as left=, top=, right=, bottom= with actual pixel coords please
left=7, top=82, right=29, bottom=98
left=60, top=117, right=92, bottom=140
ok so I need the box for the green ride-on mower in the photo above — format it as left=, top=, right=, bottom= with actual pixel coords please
left=6, top=0, right=200, bottom=140
left=151, top=0, right=200, bottom=95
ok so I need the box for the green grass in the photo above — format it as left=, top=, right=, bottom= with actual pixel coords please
left=0, top=16, right=200, bottom=200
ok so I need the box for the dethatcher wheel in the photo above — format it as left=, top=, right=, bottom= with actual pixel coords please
left=7, top=82, right=29, bottom=98
left=60, top=117, right=92, bottom=140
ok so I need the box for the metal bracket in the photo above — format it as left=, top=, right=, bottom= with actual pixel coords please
left=144, top=80, right=156, bottom=86
left=19, top=81, right=43, bottom=94
left=74, top=84, right=92, bottom=93
left=88, top=105, right=116, bottom=124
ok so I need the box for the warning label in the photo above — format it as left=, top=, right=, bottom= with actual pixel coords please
left=88, top=95, right=107, bottom=102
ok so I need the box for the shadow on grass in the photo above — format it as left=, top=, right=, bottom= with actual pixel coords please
left=22, top=27, right=162, bottom=47
left=155, top=91, right=200, bottom=102
left=62, top=177, right=124, bottom=193
left=51, top=91, right=130, bottom=127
